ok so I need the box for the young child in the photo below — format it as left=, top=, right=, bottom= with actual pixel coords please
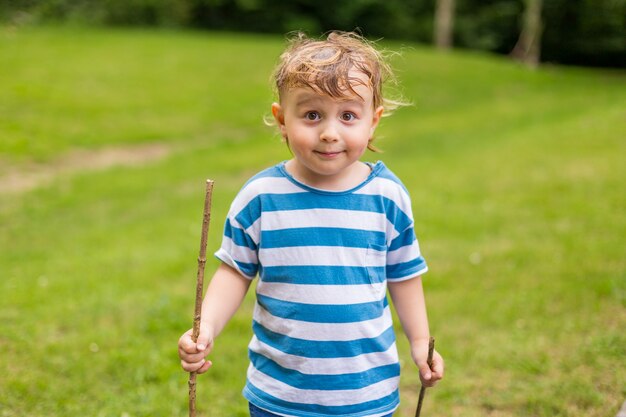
left=178, top=31, right=444, bottom=417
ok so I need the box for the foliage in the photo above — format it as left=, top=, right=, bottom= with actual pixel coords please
left=1, top=0, right=624, bottom=67
left=542, top=0, right=626, bottom=67
left=455, top=0, right=523, bottom=53
left=1, top=27, right=625, bottom=416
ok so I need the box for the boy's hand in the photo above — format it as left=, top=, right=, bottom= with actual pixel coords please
left=178, top=325, right=214, bottom=374
left=411, top=340, right=444, bottom=387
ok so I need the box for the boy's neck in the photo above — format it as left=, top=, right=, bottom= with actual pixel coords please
left=285, top=159, right=372, bottom=191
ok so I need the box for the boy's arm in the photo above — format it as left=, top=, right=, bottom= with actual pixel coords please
left=179, top=262, right=252, bottom=373
left=200, top=262, right=253, bottom=339
left=388, top=276, right=444, bottom=387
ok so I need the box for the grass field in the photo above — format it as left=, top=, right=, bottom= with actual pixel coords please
left=1, top=26, right=624, bottom=416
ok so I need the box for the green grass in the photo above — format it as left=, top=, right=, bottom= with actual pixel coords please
left=1, top=26, right=625, bottom=416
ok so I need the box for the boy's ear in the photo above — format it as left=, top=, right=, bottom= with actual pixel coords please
left=371, top=106, right=384, bottom=132
left=271, top=103, right=287, bottom=136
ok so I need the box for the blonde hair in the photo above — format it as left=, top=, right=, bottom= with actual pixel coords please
left=271, top=31, right=408, bottom=151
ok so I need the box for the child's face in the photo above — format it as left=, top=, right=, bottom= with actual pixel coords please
left=272, top=70, right=384, bottom=186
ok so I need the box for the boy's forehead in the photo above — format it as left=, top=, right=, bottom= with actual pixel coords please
left=285, top=87, right=370, bottom=107
left=281, top=68, right=373, bottom=104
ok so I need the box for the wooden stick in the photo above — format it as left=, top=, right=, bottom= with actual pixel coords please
left=189, top=179, right=214, bottom=417
left=415, top=337, right=436, bottom=417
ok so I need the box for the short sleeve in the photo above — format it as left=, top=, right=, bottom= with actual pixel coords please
left=214, top=191, right=261, bottom=280
left=385, top=188, right=428, bottom=282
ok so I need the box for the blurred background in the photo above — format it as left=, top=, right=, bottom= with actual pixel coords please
left=1, top=1, right=625, bottom=416
left=2, top=0, right=625, bottom=67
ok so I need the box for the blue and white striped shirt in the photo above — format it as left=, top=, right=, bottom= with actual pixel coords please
left=215, top=161, right=428, bottom=417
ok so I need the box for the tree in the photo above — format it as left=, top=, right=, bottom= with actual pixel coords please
left=511, top=0, right=543, bottom=68
left=434, top=0, right=455, bottom=50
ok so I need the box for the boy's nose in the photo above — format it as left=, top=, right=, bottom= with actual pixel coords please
left=320, top=122, right=339, bottom=142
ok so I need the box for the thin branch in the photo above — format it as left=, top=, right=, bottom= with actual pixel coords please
left=189, top=179, right=214, bottom=417
left=415, top=337, right=436, bottom=417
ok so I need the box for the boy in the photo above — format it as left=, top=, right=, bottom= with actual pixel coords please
left=178, top=31, right=444, bottom=417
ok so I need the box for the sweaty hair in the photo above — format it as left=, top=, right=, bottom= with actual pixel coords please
left=273, top=31, right=406, bottom=116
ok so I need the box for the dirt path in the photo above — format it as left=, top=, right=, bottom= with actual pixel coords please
left=0, top=143, right=172, bottom=194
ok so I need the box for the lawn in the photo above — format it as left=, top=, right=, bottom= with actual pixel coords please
left=0, top=26, right=624, bottom=416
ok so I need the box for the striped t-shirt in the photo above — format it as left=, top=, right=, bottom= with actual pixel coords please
left=215, top=161, right=428, bottom=417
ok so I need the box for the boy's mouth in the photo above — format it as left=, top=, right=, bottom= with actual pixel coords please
left=315, top=150, right=343, bottom=158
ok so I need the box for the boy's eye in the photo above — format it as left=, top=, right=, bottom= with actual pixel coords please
left=341, top=112, right=356, bottom=122
left=305, top=111, right=320, bottom=121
